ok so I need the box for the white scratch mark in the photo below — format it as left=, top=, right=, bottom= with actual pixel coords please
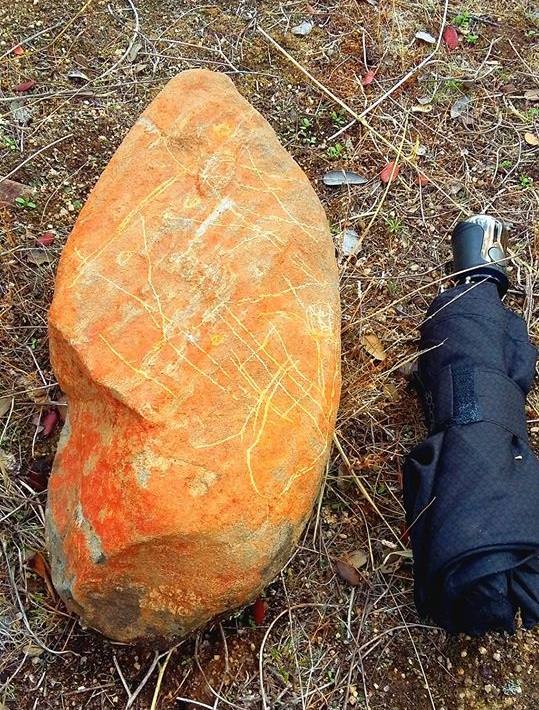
left=195, top=197, right=234, bottom=238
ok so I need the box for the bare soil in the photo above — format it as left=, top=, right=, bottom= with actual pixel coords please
left=1, top=1, right=538, bottom=708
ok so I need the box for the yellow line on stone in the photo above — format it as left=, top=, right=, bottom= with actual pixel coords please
left=69, top=175, right=178, bottom=287
left=99, top=334, right=175, bottom=398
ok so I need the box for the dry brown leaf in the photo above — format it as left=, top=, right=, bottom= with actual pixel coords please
left=0, top=396, right=12, bottom=418
left=345, top=550, right=368, bottom=569
left=524, top=132, right=539, bottom=146
left=335, top=558, right=362, bottom=586
left=361, top=333, right=386, bottom=361
left=27, top=248, right=54, bottom=266
left=524, top=89, right=539, bottom=101
left=412, top=103, right=433, bottom=113
left=27, top=551, right=56, bottom=598
left=19, top=372, right=50, bottom=405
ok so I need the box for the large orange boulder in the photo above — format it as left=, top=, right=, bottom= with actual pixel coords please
left=46, top=69, right=340, bottom=641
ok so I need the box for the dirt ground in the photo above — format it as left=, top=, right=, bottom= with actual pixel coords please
left=1, top=0, right=538, bottom=708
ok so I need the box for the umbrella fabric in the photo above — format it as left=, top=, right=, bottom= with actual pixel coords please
left=404, top=281, right=539, bottom=634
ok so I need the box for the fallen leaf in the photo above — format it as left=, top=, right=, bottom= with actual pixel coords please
left=13, top=44, right=24, bottom=56
left=13, top=79, right=36, bottom=93
left=0, top=448, right=16, bottom=477
left=412, top=103, right=433, bottom=113
left=443, top=25, right=459, bottom=50
left=41, top=409, right=58, bottom=437
left=36, top=231, right=55, bottom=246
left=361, top=69, right=376, bottom=86
left=450, top=95, right=471, bottom=119
left=524, top=132, right=539, bottom=146
left=415, top=31, right=436, bottom=44
left=501, top=83, right=517, bottom=95
left=361, top=333, right=386, bottom=361
left=27, top=248, right=54, bottom=266
left=416, top=174, right=429, bottom=186
left=341, top=228, right=359, bottom=255
left=23, top=644, right=43, bottom=658
left=382, top=548, right=414, bottom=566
left=291, top=20, right=313, bottom=36
left=380, top=160, right=400, bottom=184
left=335, top=558, right=362, bottom=586
left=20, top=372, right=49, bottom=405
left=127, top=41, right=143, bottom=63
left=27, top=551, right=56, bottom=597
left=67, top=68, right=90, bottom=82
left=383, top=382, right=400, bottom=401
left=345, top=550, right=368, bottom=569
left=399, top=359, right=418, bottom=379
left=0, top=178, right=31, bottom=207
left=0, top=396, right=12, bottom=417
left=449, top=181, right=465, bottom=195
left=323, top=170, right=368, bottom=187
left=524, top=89, right=539, bottom=101
left=252, top=598, right=267, bottom=624
left=11, top=101, right=33, bottom=126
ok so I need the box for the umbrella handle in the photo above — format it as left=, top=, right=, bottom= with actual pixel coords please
left=451, top=215, right=508, bottom=296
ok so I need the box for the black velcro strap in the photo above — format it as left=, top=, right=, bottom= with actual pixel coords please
left=431, top=365, right=528, bottom=440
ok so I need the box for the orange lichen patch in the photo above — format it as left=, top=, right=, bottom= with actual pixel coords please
left=46, top=69, right=340, bottom=641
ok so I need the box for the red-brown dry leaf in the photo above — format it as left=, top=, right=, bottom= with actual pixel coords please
left=416, top=174, right=429, bottom=186
left=41, top=409, right=58, bottom=437
left=380, top=160, right=401, bottom=184
left=14, top=79, right=36, bottom=92
left=13, top=44, right=24, bottom=56
left=252, top=598, right=267, bottom=624
left=361, top=69, right=376, bottom=86
left=335, top=558, right=362, bottom=586
left=27, top=551, right=56, bottom=598
left=26, top=469, right=50, bottom=492
left=37, top=231, right=55, bottom=247
left=443, top=25, right=459, bottom=50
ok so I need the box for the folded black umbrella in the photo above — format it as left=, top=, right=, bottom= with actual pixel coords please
left=404, top=281, right=539, bottom=634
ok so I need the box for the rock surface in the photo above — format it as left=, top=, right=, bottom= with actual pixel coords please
left=46, top=69, right=340, bottom=641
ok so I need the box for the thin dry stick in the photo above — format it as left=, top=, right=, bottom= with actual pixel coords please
left=113, top=655, right=132, bottom=701
left=125, top=651, right=160, bottom=709
left=150, top=649, right=174, bottom=710
left=333, top=432, right=406, bottom=550
left=0, top=135, right=72, bottom=184
left=259, top=603, right=325, bottom=710
left=350, top=115, right=409, bottom=256
left=256, top=25, right=467, bottom=214
left=0, top=21, right=64, bottom=61
left=48, top=0, right=96, bottom=48
left=357, top=0, right=450, bottom=120
left=343, top=261, right=509, bottom=334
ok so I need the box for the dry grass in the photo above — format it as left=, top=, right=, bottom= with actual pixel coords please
left=1, top=0, right=538, bottom=708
